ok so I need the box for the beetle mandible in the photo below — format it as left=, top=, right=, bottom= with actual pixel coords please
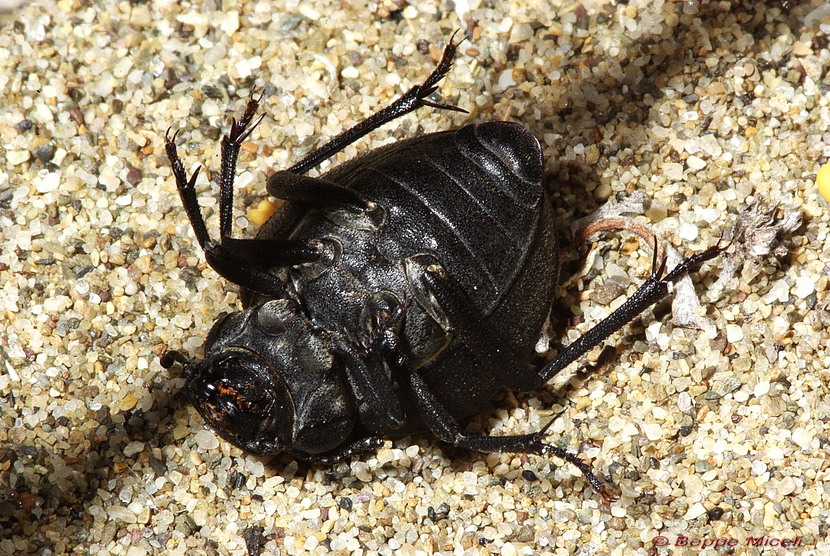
left=163, top=34, right=722, bottom=500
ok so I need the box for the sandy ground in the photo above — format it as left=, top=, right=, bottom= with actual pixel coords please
left=1, top=0, right=829, bottom=554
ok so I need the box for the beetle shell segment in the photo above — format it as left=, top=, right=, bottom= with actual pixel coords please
left=251, top=122, right=555, bottom=430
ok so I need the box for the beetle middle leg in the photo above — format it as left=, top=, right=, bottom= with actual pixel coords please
left=408, top=245, right=724, bottom=499
left=272, top=31, right=467, bottom=180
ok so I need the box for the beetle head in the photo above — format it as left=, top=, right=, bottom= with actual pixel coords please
left=170, top=299, right=355, bottom=456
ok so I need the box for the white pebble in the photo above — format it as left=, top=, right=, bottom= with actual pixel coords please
left=641, top=422, right=663, bottom=441
left=497, top=69, right=516, bottom=91
left=677, top=392, right=694, bottom=413
left=236, top=58, right=253, bottom=78
left=203, top=43, right=228, bottom=65
left=220, top=10, right=239, bottom=35
left=753, top=380, right=770, bottom=397
left=777, top=476, right=797, bottom=496
left=794, top=276, right=815, bottom=298
left=298, top=3, right=320, bottom=19
left=246, top=459, right=265, bottom=477
left=352, top=461, right=372, bottom=482
left=683, top=502, right=708, bottom=520
left=107, top=505, right=137, bottom=523
left=36, top=172, right=60, bottom=193
left=764, top=279, right=790, bottom=303
left=751, top=460, right=767, bottom=476
left=725, top=324, right=744, bottom=343
left=7, top=150, right=30, bottom=165
left=792, top=427, right=812, bottom=450
left=501, top=542, right=518, bottom=556
left=686, top=155, right=706, bottom=170
left=341, top=66, right=359, bottom=79
left=664, top=162, right=684, bottom=180
left=195, top=429, right=219, bottom=450
left=678, top=221, right=699, bottom=241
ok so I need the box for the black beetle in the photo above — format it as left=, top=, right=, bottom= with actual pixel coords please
left=163, top=35, right=722, bottom=499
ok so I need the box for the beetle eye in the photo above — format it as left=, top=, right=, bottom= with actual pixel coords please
left=188, top=350, right=295, bottom=453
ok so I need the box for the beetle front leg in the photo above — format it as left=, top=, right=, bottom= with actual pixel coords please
left=165, top=101, right=331, bottom=297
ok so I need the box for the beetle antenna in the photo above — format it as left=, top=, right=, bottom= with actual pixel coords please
left=160, top=349, right=190, bottom=369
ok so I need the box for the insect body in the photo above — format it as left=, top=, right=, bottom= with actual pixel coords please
left=163, top=36, right=721, bottom=499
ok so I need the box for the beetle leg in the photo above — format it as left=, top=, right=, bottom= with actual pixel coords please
left=266, top=172, right=373, bottom=212
left=334, top=338, right=407, bottom=434
left=286, top=32, right=468, bottom=176
left=166, top=101, right=335, bottom=296
left=418, top=263, right=541, bottom=392
left=331, top=294, right=412, bottom=433
left=403, top=368, right=615, bottom=501
left=219, top=93, right=266, bottom=239
left=537, top=242, right=726, bottom=382
left=288, top=435, right=386, bottom=465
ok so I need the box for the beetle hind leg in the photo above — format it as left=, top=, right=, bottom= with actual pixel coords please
left=404, top=369, right=615, bottom=501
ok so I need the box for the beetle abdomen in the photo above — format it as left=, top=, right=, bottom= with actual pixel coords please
left=274, top=123, right=556, bottom=422
left=333, top=121, right=545, bottom=308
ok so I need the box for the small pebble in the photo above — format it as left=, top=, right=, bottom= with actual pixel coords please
left=8, top=149, right=30, bottom=165
left=817, top=163, right=830, bottom=202
left=686, top=155, right=706, bottom=170
left=793, top=276, right=815, bottom=298
left=34, top=144, right=56, bottom=163
left=725, top=324, right=744, bottom=343
left=641, top=423, right=663, bottom=441
left=123, top=441, right=145, bottom=458
left=678, top=221, right=699, bottom=241
left=247, top=199, right=278, bottom=226
left=194, top=430, right=219, bottom=451
left=119, top=393, right=139, bottom=411
left=791, top=427, right=812, bottom=450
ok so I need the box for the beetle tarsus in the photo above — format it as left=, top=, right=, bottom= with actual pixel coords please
left=286, top=34, right=468, bottom=175
left=538, top=241, right=724, bottom=383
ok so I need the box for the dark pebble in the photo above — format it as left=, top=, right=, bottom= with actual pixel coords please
left=126, top=164, right=143, bottom=185
left=14, top=119, right=33, bottom=133
left=35, top=145, right=56, bottom=163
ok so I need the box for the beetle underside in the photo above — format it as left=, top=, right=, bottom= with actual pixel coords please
left=163, top=33, right=724, bottom=502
